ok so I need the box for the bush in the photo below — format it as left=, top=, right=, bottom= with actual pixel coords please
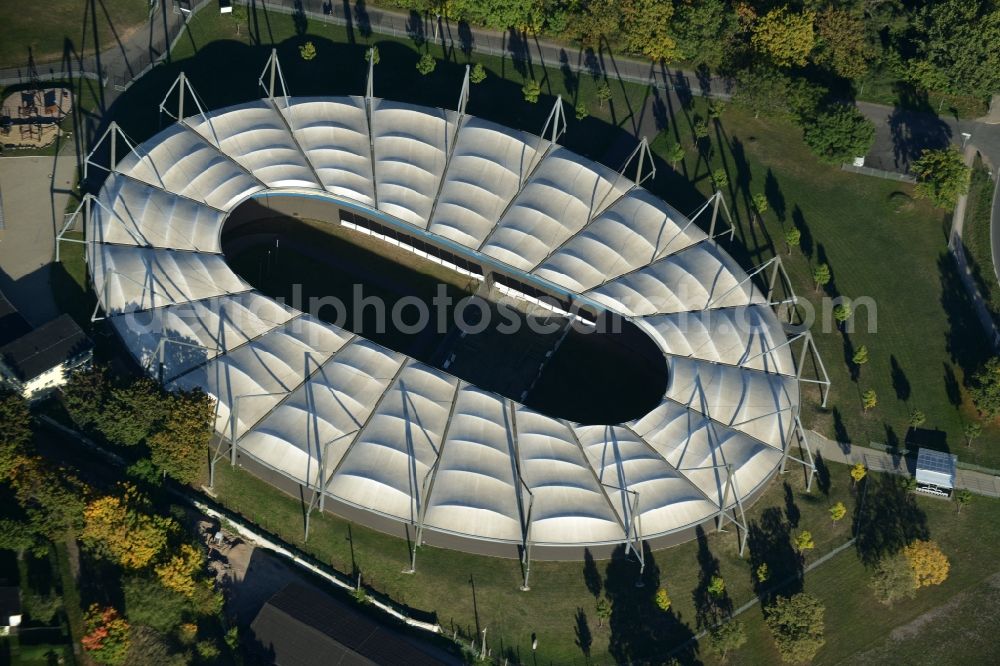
left=470, top=62, right=486, bottom=83
left=655, top=586, right=671, bottom=611
left=765, top=593, right=825, bottom=663
left=912, top=147, right=971, bottom=209
left=903, top=540, right=950, bottom=588
left=802, top=104, right=875, bottom=164
left=869, top=553, right=917, bottom=606
left=416, top=53, right=436, bottom=75
left=969, top=357, right=1000, bottom=417
left=522, top=79, right=541, bottom=103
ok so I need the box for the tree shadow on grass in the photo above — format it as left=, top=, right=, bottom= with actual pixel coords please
left=937, top=252, right=994, bottom=380
left=783, top=482, right=801, bottom=528
left=574, top=607, right=593, bottom=660
left=603, top=543, right=699, bottom=665
left=747, top=507, right=802, bottom=606
left=852, top=473, right=929, bottom=566
left=889, top=355, right=911, bottom=401
left=792, top=205, right=813, bottom=259
left=814, top=451, right=831, bottom=496
left=692, top=526, right=733, bottom=631
left=583, top=547, right=602, bottom=599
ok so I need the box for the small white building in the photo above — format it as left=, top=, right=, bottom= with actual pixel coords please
left=0, top=587, right=21, bottom=636
left=914, top=448, right=957, bottom=497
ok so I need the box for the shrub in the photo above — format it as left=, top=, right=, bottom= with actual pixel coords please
left=802, top=104, right=875, bottom=164
left=655, top=586, right=671, bottom=611
left=470, top=62, right=486, bottom=83
left=903, top=540, right=950, bottom=588
left=765, top=593, right=825, bottom=663
left=522, top=79, right=541, bottom=103
left=416, top=53, right=436, bottom=75
left=870, top=553, right=917, bottom=606
left=299, top=41, right=317, bottom=61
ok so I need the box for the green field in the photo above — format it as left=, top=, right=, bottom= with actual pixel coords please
left=0, top=0, right=148, bottom=68
left=215, top=448, right=862, bottom=665
left=645, top=100, right=999, bottom=470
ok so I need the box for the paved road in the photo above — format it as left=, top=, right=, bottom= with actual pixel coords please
left=806, top=429, right=1000, bottom=498
left=0, top=153, right=77, bottom=325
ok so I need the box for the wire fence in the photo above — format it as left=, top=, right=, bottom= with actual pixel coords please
left=840, top=162, right=916, bottom=183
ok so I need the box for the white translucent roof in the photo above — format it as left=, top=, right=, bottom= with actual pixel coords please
left=481, top=147, right=632, bottom=272
left=91, top=96, right=801, bottom=551
left=370, top=99, right=458, bottom=227
left=116, top=123, right=264, bottom=210
left=187, top=100, right=321, bottom=190
left=585, top=242, right=766, bottom=316
left=428, top=116, right=550, bottom=248
left=278, top=96, right=375, bottom=205
left=92, top=174, right=226, bottom=251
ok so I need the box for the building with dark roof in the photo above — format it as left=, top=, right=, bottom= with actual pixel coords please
left=249, top=582, right=455, bottom=666
left=0, top=313, right=92, bottom=399
left=0, top=289, right=30, bottom=347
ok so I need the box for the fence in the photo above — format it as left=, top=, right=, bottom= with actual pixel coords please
left=841, top=162, right=916, bottom=183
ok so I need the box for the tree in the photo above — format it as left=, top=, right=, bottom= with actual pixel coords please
left=0, top=390, right=32, bottom=480
left=620, top=0, right=677, bottom=62
left=364, top=46, right=380, bottom=65
left=955, top=489, right=973, bottom=514
left=751, top=193, right=768, bottom=222
left=969, top=357, right=1000, bottom=417
left=802, top=105, right=875, bottom=165
left=812, top=263, right=830, bottom=292
left=694, top=119, right=710, bottom=140
left=903, top=540, right=950, bottom=588
left=756, top=562, right=770, bottom=583
left=148, top=389, right=214, bottom=485
left=869, top=553, right=917, bottom=606
left=711, top=169, right=728, bottom=191
left=707, top=575, right=726, bottom=598
left=852, top=345, right=869, bottom=367
left=814, top=7, right=868, bottom=79
left=708, top=619, right=747, bottom=659
left=964, top=422, right=982, bottom=448
left=862, top=389, right=878, bottom=413
left=11, top=456, right=86, bottom=542
left=911, top=148, right=971, bottom=209
left=908, top=409, right=926, bottom=429
left=575, top=101, right=589, bottom=121
left=850, top=462, right=867, bottom=486
left=732, top=66, right=792, bottom=119
left=784, top=228, right=801, bottom=255
left=99, top=378, right=168, bottom=447
left=904, top=0, right=1000, bottom=99
left=707, top=100, right=725, bottom=119
left=655, top=586, right=671, bottom=611
left=765, top=593, right=825, bottom=663
left=81, top=486, right=174, bottom=569
left=751, top=7, right=816, bottom=68
left=596, top=81, right=612, bottom=108
left=416, top=53, right=436, bottom=75
left=155, top=543, right=204, bottom=598
left=566, top=0, right=622, bottom=47
left=299, top=41, right=317, bottom=61
left=231, top=4, right=248, bottom=36
left=666, top=143, right=685, bottom=169
left=595, top=596, right=611, bottom=627
left=832, top=303, right=852, bottom=326
left=82, top=605, right=131, bottom=666
left=470, top=62, right=487, bottom=84
left=794, top=530, right=815, bottom=551
left=829, top=501, right=846, bottom=522
left=522, top=79, right=542, bottom=103
left=61, top=366, right=110, bottom=429
left=670, top=0, right=736, bottom=69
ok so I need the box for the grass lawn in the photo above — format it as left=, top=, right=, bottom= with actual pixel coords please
left=213, top=447, right=859, bottom=665
left=963, top=156, right=1000, bottom=324
left=646, top=98, right=1000, bottom=470
left=0, top=0, right=148, bottom=68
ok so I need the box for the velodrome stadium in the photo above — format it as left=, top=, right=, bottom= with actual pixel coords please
left=81, top=61, right=820, bottom=573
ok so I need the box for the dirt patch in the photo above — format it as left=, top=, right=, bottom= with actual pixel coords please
left=889, top=571, right=1000, bottom=642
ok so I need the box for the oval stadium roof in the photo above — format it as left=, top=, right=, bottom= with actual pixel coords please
left=89, top=95, right=799, bottom=555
